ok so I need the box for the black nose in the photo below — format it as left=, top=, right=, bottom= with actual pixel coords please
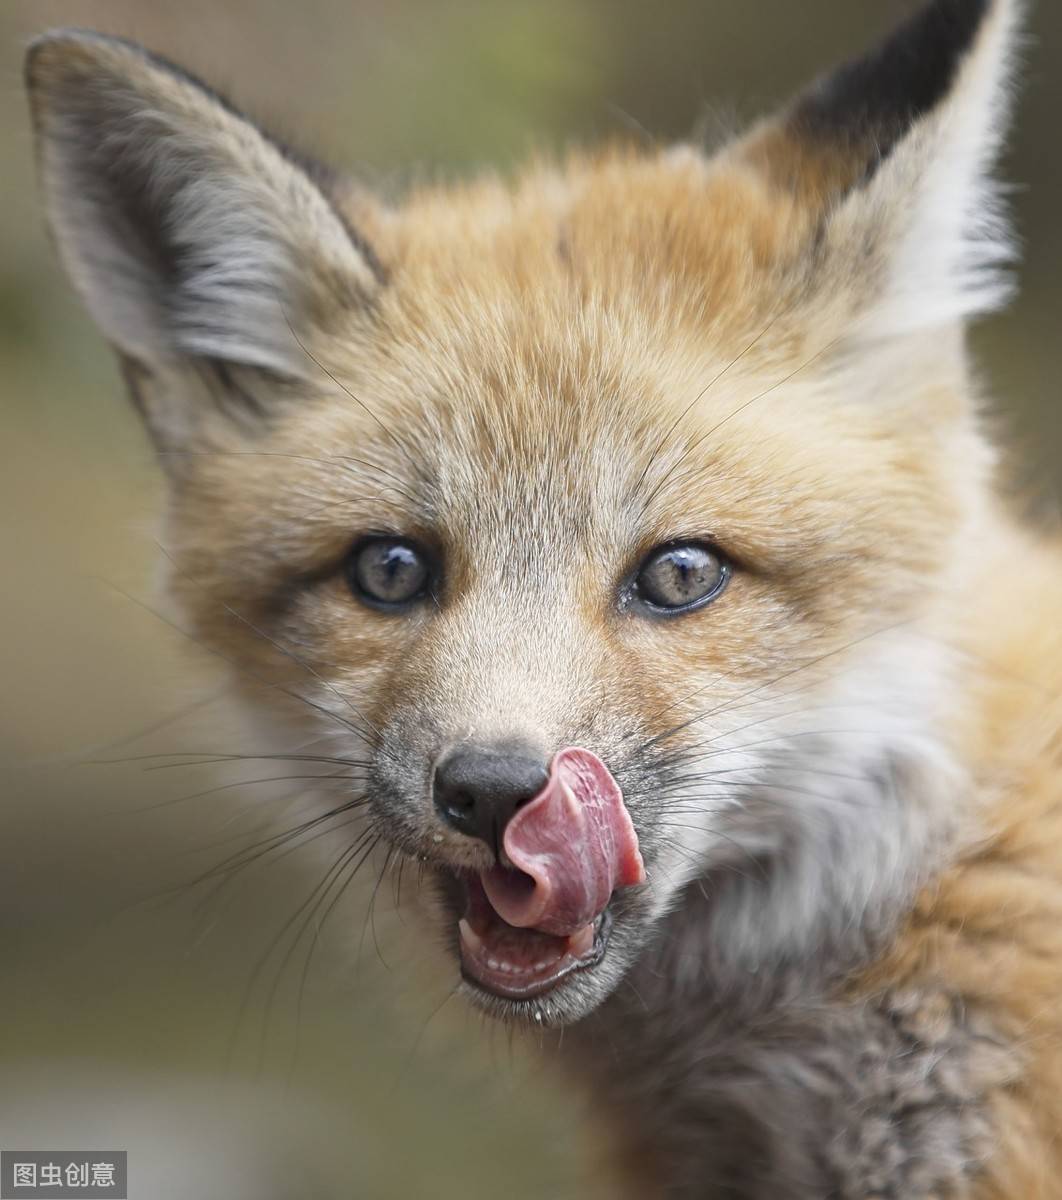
left=433, top=744, right=549, bottom=850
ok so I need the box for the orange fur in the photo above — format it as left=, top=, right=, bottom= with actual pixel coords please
left=856, top=524, right=1062, bottom=1198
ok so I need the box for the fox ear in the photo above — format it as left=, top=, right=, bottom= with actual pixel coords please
left=740, top=0, right=1020, bottom=338
left=25, top=29, right=381, bottom=384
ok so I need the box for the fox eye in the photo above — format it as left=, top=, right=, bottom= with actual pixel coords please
left=347, top=536, right=432, bottom=610
left=633, top=541, right=729, bottom=614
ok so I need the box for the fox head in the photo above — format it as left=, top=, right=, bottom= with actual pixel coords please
left=26, top=0, right=1018, bottom=1024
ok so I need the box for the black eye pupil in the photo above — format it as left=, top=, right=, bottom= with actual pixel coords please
left=635, top=542, right=728, bottom=612
left=349, top=538, right=430, bottom=608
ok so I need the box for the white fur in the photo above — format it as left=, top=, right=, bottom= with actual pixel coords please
left=850, top=0, right=1021, bottom=339
left=32, top=40, right=377, bottom=377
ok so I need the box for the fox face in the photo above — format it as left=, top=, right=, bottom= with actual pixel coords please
left=27, top=1, right=1016, bottom=1025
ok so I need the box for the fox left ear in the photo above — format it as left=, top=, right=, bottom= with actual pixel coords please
left=739, top=0, right=1020, bottom=338
left=25, top=29, right=384, bottom=452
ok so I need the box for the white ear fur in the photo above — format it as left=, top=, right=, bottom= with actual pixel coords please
left=735, top=0, right=1022, bottom=343
left=838, top=0, right=1020, bottom=339
left=26, top=30, right=381, bottom=379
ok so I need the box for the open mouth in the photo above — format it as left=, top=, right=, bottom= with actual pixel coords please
left=458, top=873, right=611, bottom=1000
left=447, top=747, right=645, bottom=1002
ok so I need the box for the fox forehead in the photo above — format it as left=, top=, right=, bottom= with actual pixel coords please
left=188, top=153, right=844, bottom=522
left=352, top=147, right=820, bottom=398
left=373, top=147, right=810, bottom=317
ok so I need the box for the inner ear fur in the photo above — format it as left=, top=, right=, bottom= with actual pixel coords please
left=25, top=29, right=383, bottom=386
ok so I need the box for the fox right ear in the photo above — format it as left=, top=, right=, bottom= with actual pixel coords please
left=25, top=30, right=382, bottom=432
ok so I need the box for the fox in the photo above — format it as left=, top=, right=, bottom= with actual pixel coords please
left=22, top=0, right=1062, bottom=1196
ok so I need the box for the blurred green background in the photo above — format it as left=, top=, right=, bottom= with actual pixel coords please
left=1, top=2, right=1059, bottom=1197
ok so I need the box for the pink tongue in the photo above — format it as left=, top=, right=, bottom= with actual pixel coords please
left=481, top=747, right=645, bottom=937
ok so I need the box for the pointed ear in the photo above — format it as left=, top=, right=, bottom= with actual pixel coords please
left=25, top=29, right=382, bottom=382
left=739, top=0, right=1020, bottom=338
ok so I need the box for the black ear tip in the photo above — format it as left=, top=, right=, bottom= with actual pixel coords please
left=796, top=0, right=996, bottom=148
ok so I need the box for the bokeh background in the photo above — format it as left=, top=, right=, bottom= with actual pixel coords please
left=1, top=2, right=1059, bottom=1196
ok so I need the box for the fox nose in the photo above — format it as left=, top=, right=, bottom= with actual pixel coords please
left=433, top=744, right=549, bottom=851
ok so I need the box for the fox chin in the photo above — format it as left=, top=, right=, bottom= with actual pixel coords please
left=26, top=1, right=1062, bottom=1196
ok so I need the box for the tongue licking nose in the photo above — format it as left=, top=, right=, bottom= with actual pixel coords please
left=481, top=747, right=645, bottom=937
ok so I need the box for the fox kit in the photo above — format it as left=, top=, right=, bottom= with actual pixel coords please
left=24, top=0, right=1062, bottom=1196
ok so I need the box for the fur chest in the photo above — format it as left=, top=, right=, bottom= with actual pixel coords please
left=574, top=974, right=1021, bottom=1200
